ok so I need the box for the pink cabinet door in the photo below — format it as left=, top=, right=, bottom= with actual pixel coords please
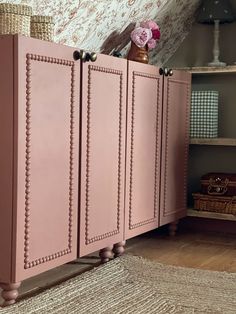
left=125, top=61, right=163, bottom=240
left=79, top=54, right=127, bottom=256
left=13, top=36, right=80, bottom=282
left=159, top=70, right=191, bottom=226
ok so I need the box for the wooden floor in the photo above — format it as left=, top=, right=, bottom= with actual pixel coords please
left=126, top=228, right=236, bottom=272
left=1, top=228, right=236, bottom=304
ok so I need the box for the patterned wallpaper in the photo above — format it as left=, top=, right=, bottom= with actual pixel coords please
left=1, top=0, right=201, bottom=65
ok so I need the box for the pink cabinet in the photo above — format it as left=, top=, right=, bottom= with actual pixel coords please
left=125, top=64, right=191, bottom=238
left=125, top=61, right=163, bottom=239
left=0, top=35, right=191, bottom=307
left=160, top=70, right=191, bottom=226
left=79, top=54, right=127, bottom=256
left=0, top=35, right=80, bottom=288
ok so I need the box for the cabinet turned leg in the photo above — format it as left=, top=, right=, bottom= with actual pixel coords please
left=113, top=241, right=126, bottom=258
left=169, top=220, right=179, bottom=236
left=99, top=246, right=113, bottom=264
left=0, top=282, right=21, bottom=307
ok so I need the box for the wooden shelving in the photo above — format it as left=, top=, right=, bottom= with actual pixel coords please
left=187, top=208, right=236, bottom=221
left=189, top=138, right=236, bottom=146
left=175, top=65, right=236, bottom=74
left=186, top=66, right=236, bottom=225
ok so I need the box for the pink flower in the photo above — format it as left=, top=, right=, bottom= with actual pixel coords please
left=130, top=20, right=161, bottom=51
left=147, top=38, right=157, bottom=49
left=140, top=20, right=159, bottom=30
left=152, top=28, right=160, bottom=40
left=131, top=27, right=152, bottom=48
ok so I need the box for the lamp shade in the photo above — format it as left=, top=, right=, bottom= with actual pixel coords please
left=198, top=0, right=234, bottom=24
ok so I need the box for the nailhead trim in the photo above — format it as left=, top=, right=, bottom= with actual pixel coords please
left=24, top=54, right=75, bottom=269
left=85, top=65, right=123, bottom=244
left=129, top=71, right=160, bottom=230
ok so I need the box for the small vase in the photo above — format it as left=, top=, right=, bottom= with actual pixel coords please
left=127, top=42, right=149, bottom=64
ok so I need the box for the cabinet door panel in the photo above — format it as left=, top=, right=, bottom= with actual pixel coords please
left=79, top=55, right=127, bottom=256
left=14, top=36, right=80, bottom=281
left=160, top=70, right=191, bottom=226
left=125, top=62, right=163, bottom=239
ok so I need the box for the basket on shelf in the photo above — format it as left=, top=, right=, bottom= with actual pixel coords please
left=0, top=3, right=32, bottom=36
left=192, top=192, right=236, bottom=215
left=201, top=172, right=236, bottom=196
left=30, top=15, right=54, bottom=41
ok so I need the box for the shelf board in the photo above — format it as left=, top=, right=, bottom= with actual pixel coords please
left=189, top=138, right=236, bottom=146
left=187, top=209, right=236, bottom=221
left=174, top=65, right=236, bottom=74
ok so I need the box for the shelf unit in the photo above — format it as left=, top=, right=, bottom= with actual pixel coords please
left=185, top=66, right=236, bottom=221
left=176, top=65, right=236, bottom=74
left=187, top=209, right=236, bottom=221
left=190, top=138, right=236, bottom=146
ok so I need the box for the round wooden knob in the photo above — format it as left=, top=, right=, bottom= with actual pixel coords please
left=164, top=68, right=169, bottom=76
left=90, top=52, right=97, bottom=62
left=159, top=68, right=164, bottom=75
left=73, top=50, right=86, bottom=61
left=85, top=52, right=91, bottom=62
left=85, top=52, right=97, bottom=62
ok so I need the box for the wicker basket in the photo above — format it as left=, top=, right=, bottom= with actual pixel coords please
left=0, top=3, right=32, bottom=36
left=31, top=15, right=54, bottom=41
left=192, top=193, right=236, bottom=215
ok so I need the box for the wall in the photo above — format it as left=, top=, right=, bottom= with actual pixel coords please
left=0, top=0, right=201, bottom=65
left=167, top=3, right=236, bottom=67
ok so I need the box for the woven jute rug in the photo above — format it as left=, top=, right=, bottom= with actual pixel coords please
left=1, top=255, right=236, bottom=314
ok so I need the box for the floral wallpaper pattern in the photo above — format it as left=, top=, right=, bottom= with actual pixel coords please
left=0, top=0, right=201, bottom=65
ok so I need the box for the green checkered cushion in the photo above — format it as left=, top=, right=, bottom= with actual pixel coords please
left=190, top=91, right=218, bottom=138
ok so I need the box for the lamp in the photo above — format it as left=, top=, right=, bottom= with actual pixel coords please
left=198, top=0, right=234, bottom=67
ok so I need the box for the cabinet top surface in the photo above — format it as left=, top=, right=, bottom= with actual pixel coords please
left=174, top=65, right=236, bottom=74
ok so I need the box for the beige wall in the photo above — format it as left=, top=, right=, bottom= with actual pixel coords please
left=166, top=22, right=236, bottom=67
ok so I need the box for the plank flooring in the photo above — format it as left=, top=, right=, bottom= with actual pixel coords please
left=126, top=228, right=236, bottom=272
left=1, top=228, right=235, bottom=305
